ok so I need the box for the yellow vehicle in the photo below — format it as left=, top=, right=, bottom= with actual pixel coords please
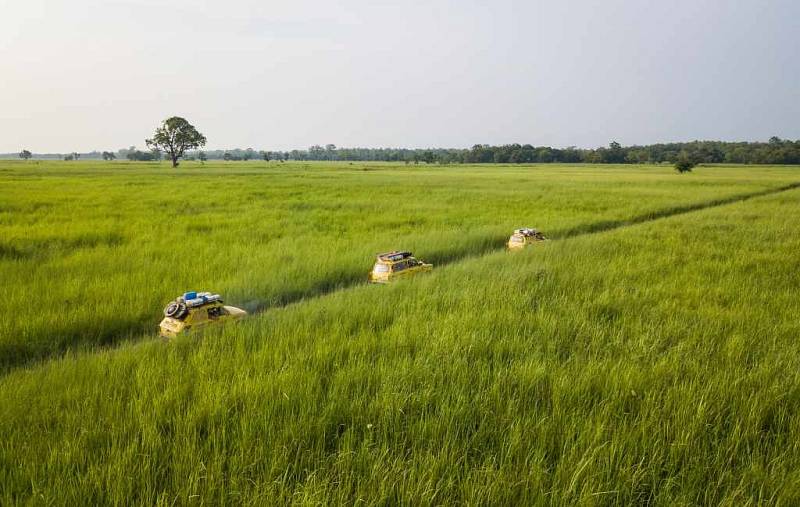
left=369, top=251, right=433, bottom=283
left=159, top=291, right=247, bottom=338
left=507, top=228, right=548, bottom=250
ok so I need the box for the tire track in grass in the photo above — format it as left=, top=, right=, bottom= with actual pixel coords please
left=250, top=181, right=800, bottom=313
left=554, top=182, right=800, bottom=239
left=2, top=181, right=800, bottom=375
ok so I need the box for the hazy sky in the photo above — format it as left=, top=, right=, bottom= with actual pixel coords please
left=1, top=0, right=798, bottom=152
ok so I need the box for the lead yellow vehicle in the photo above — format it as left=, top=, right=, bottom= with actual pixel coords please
left=159, top=291, right=247, bottom=339
left=507, top=228, right=548, bottom=250
left=369, top=251, right=433, bottom=283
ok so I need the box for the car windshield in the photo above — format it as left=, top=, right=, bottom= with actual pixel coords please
left=373, top=263, right=390, bottom=273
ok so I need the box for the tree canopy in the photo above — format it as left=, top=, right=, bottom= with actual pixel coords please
left=146, top=117, right=206, bottom=168
left=674, top=152, right=697, bottom=173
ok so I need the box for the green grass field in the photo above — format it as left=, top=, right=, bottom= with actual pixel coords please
left=1, top=161, right=799, bottom=504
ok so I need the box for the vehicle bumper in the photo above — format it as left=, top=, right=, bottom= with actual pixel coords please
left=159, top=317, right=185, bottom=339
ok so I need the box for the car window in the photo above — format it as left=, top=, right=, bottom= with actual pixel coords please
left=207, top=306, right=226, bottom=319
left=393, top=261, right=407, bottom=272
left=373, top=263, right=390, bottom=273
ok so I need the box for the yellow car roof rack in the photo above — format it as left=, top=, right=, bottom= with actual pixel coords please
left=377, top=251, right=413, bottom=262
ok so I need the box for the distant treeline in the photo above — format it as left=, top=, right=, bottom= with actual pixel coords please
left=6, top=138, right=800, bottom=164
left=171, top=138, right=800, bottom=165
left=285, top=139, right=800, bottom=165
left=185, top=138, right=800, bottom=165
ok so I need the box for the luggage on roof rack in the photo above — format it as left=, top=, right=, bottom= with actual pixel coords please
left=183, top=291, right=223, bottom=308
left=378, top=251, right=412, bottom=262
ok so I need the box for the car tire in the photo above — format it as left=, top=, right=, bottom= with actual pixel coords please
left=164, top=301, right=188, bottom=318
left=164, top=302, right=179, bottom=317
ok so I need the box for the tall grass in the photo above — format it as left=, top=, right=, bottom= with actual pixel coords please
left=1, top=161, right=798, bottom=370
left=1, top=161, right=799, bottom=504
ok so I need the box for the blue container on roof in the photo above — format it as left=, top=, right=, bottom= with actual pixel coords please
left=184, top=291, right=197, bottom=300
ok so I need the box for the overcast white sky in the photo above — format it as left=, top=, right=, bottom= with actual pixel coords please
left=1, top=0, right=798, bottom=152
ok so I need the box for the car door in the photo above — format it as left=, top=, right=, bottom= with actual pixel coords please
left=191, top=307, right=211, bottom=331
left=393, top=260, right=408, bottom=278
left=181, top=309, right=201, bottom=333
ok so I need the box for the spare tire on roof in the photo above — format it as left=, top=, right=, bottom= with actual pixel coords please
left=164, top=302, right=180, bottom=317
left=164, top=301, right=188, bottom=318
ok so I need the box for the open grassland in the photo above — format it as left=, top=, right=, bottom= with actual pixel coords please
left=1, top=160, right=799, bottom=370
left=1, top=161, right=800, bottom=504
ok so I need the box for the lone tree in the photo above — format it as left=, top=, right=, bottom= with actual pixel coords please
left=198, top=151, right=207, bottom=164
left=19, top=149, right=32, bottom=160
left=146, top=116, right=206, bottom=168
left=102, top=151, right=116, bottom=161
left=674, top=150, right=696, bottom=173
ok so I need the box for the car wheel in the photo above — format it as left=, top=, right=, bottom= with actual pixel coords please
left=164, top=302, right=180, bottom=317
